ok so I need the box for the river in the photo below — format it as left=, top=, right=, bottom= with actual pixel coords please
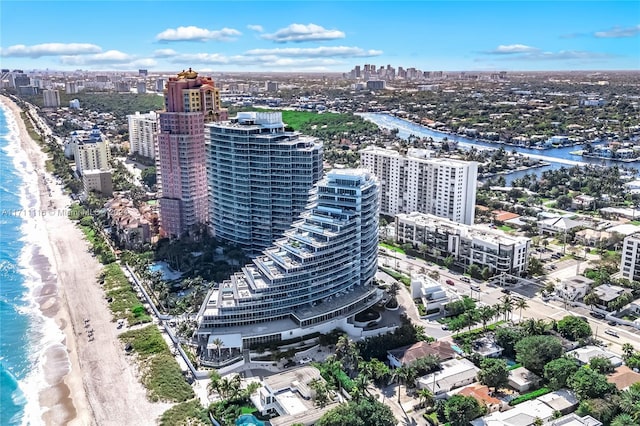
left=359, top=112, right=640, bottom=184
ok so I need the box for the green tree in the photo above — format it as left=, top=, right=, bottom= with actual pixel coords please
left=444, top=394, right=486, bottom=426
left=544, top=357, right=580, bottom=390
left=611, top=413, right=639, bottom=426
left=556, top=315, right=592, bottom=341
left=316, top=398, right=396, bottom=426
left=495, top=327, right=524, bottom=358
left=141, top=166, right=157, bottom=187
left=477, top=358, right=509, bottom=392
left=516, top=298, right=530, bottom=320
left=622, top=344, right=635, bottom=361
left=515, top=335, right=564, bottom=375
left=620, top=385, right=640, bottom=421
left=568, top=367, right=616, bottom=400
left=590, top=356, right=615, bottom=375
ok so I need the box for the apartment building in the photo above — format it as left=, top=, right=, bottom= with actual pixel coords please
left=395, top=212, right=531, bottom=275
left=196, top=169, right=382, bottom=355
left=157, top=68, right=227, bottom=237
left=206, top=111, right=323, bottom=254
left=360, top=146, right=478, bottom=225
left=42, top=89, right=60, bottom=108
left=127, top=111, right=158, bottom=160
left=620, top=233, right=640, bottom=281
left=65, top=127, right=111, bottom=175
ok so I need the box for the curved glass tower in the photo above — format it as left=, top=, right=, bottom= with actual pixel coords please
left=197, top=169, right=381, bottom=353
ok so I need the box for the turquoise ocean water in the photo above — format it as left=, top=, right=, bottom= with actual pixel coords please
left=0, top=102, right=61, bottom=425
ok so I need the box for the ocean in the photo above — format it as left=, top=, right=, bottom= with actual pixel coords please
left=0, top=101, right=65, bottom=425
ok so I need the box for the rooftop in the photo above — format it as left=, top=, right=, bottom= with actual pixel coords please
left=388, top=341, right=456, bottom=365
left=607, top=365, right=640, bottom=390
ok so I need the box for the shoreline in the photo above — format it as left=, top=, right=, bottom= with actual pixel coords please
left=2, top=95, right=168, bottom=425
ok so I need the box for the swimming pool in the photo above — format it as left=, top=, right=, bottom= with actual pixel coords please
left=236, top=414, right=265, bottom=426
left=451, top=344, right=464, bottom=354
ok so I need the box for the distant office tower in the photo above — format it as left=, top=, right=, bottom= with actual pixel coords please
left=42, top=89, right=60, bottom=108
left=366, top=80, right=385, bottom=90
left=157, top=68, right=227, bottom=238
left=66, top=81, right=79, bottom=94
left=196, top=169, right=382, bottom=354
left=127, top=111, right=158, bottom=160
left=13, top=73, right=30, bottom=88
left=206, top=111, right=323, bottom=254
left=361, top=147, right=478, bottom=225
left=155, top=78, right=165, bottom=92
left=266, top=81, right=279, bottom=92
left=136, top=81, right=146, bottom=94
left=139, top=69, right=148, bottom=76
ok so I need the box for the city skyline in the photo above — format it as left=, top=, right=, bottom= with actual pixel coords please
left=1, top=1, right=638, bottom=73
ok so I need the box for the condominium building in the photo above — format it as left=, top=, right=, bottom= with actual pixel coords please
left=206, top=111, right=323, bottom=254
left=42, top=89, right=60, bottom=108
left=395, top=212, right=531, bottom=275
left=127, top=111, right=158, bottom=160
left=360, top=146, right=478, bottom=225
left=65, top=127, right=111, bottom=175
left=620, top=233, right=640, bottom=281
left=196, top=169, right=382, bottom=355
left=157, top=68, right=227, bottom=238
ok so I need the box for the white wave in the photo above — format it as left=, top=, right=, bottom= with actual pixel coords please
left=0, top=99, right=66, bottom=426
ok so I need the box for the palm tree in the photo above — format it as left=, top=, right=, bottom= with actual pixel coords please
left=352, top=373, right=374, bottom=402
left=211, top=337, right=224, bottom=359
left=622, top=343, right=635, bottom=361
left=515, top=299, right=529, bottom=321
left=391, top=365, right=416, bottom=403
left=207, top=370, right=221, bottom=395
left=417, top=388, right=434, bottom=409
left=478, top=306, right=495, bottom=331
left=501, top=295, right=514, bottom=321
left=611, top=413, right=637, bottom=426
left=335, top=335, right=360, bottom=376
left=619, top=387, right=640, bottom=421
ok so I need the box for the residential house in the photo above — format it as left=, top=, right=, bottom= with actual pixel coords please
left=567, top=345, right=624, bottom=367
left=572, top=195, right=596, bottom=211
left=416, top=358, right=479, bottom=398
left=607, top=366, right=640, bottom=391
left=591, top=284, right=633, bottom=311
left=410, top=274, right=450, bottom=317
left=549, top=413, right=602, bottom=426
left=558, top=276, right=593, bottom=302
left=387, top=341, right=455, bottom=369
left=250, top=366, right=337, bottom=426
left=508, top=367, right=540, bottom=393
left=471, top=337, right=504, bottom=358
left=458, top=384, right=506, bottom=413
left=538, top=216, right=585, bottom=236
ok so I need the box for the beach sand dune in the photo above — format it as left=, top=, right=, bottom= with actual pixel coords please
left=2, top=96, right=170, bottom=426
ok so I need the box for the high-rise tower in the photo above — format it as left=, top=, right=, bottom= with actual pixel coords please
left=196, top=169, right=382, bottom=355
left=157, top=68, right=227, bottom=237
left=206, top=111, right=323, bottom=254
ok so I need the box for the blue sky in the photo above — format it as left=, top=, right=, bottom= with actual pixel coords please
left=1, top=1, right=638, bottom=72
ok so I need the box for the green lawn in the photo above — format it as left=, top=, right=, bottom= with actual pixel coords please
left=379, top=242, right=406, bottom=254
left=498, top=225, right=514, bottom=232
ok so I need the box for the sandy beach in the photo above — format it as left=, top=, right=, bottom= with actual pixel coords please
left=2, top=96, right=169, bottom=425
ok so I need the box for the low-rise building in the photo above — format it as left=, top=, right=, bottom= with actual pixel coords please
left=572, top=195, right=596, bottom=210
left=458, top=384, right=505, bottom=413
left=387, top=341, right=455, bottom=369
left=508, top=367, right=540, bottom=393
left=558, top=276, right=593, bottom=302
left=417, top=358, right=479, bottom=397
left=548, top=413, right=602, bottom=426
left=396, top=212, right=531, bottom=275
left=104, top=193, right=159, bottom=248
left=567, top=345, right=623, bottom=367
left=410, top=274, right=450, bottom=316
left=591, top=284, right=633, bottom=311
left=250, top=366, right=337, bottom=426
left=607, top=366, right=640, bottom=391
left=538, top=216, right=585, bottom=236
left=471, top=337, right=503, bottom=358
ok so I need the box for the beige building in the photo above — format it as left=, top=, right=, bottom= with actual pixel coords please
left=82, top=170, right=113, bottom=196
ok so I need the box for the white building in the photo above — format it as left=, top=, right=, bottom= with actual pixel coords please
left=410, top=274, right=450, bottom=316
left=396, top=212, right=531, bottom=275
left=127, top=111, right=158, bottom=160
left=361, top=146, right=478, bottom=225
left=620, top=233, right=640, bottom=281
left=196, top=169, right=382, bottom=356
left=416, top=358, right=479, bottom=397
left=567, top=345, right=624, bottom=367
left=42, top=89, right=60, bottom=108
left=65, top=128, right=111, bottom=175
left=69, top=99, right=80, bottom=109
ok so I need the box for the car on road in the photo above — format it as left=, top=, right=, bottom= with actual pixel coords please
left=446, top=279, right=455, bottom=286
left=501, top=289, right=511, bottom=294
left=470, top=285, right=481, bottom=292
left=608, top=320, right=618, bottom=326
left=441, top=324, right=449, bottom=330
left=298, top=356, right=313, bottom=364
left=461, top=276, right=471, bottom=283
left=406, top=255, right=416, bottom=260
left=604, top=329, right=619, bottom=338
left=590, top=312, right=606, bottom=319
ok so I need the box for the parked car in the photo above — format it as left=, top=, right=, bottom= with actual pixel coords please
left=604, top=329, right=619, bottom=338
left=590, top=311, right=606, bottom=319
left=446, top=279, right=455, bottom=286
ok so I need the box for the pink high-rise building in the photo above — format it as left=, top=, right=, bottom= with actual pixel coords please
left=157, top=68, right=227, bottom=237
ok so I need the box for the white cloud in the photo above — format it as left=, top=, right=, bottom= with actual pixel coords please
left=0, top=43, right=102, bottom=58
left=523, top=50, right=614, bottom=60
left=60, top=50, right=134, bottom=65
left=247, top=24, right=264, bottom=32
left=154, top=49, right=178, bottom=58
left=244, top=46, right=382, bottom=58
left=594, top=24, right=640, bottom=38
left=165, top=51, right=346, bottom=69
left=261, top=23, right=345, bottom=43
left=156, top=26, right=241, bottom=42
left=485, top=44, right=539, bottom=54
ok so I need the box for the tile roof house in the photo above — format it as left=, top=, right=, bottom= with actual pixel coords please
left=607, top=366, right=640, bottom=391
left=388, top=341, right=456, bottom=368
left=459, top=384, right=506, bottom=413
